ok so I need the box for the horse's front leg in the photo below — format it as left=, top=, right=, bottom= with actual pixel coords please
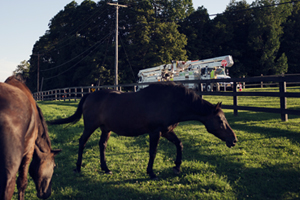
left=75, top=128, right=94, bottom=173
left=17, top=153, right=33, bottom=200
left=99, top=129, right=111, bottom=174
left=147, top=131, right=161, bottom=180
left=162, top=131, right=183, bottom=174
left=2, top=170, right=17, bottom=200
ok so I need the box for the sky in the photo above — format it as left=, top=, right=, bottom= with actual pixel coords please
left=0, top=0, right=254, bottom=82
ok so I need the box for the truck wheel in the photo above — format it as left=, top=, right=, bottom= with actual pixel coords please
left=194, top=84, right=200, bottom=91
left=206, top=84, right=212, bottom=92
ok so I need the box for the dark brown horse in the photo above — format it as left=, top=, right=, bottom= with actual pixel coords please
left=49, top=82, right=237, bottom=179
left=0, top=76, right=61, bottom=200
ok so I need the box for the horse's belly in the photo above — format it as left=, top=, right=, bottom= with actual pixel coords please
left=110, top=125, right=149, bottom=137
left=102, top=101, right=167, bottom=136
left=106, top=115, right=167, bottom=137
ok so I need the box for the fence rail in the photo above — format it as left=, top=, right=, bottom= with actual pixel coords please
left=33, top=75, right=300, bottom=121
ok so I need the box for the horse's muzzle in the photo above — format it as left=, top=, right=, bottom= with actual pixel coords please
left=37, top=192, right=51, bottom=199
left=226, top=138, right=237, bottom=148
left=37, top=182, right=51, bottom=199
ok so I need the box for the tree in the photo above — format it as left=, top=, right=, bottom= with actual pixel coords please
left=280, top=1, right=300, bottom=74
left=29, top=0, right=116, bottom=91
left=211, top=0, right=252, bottom=77
left=27, top=0, right=193, bottom=91
left=178, top=6, right=213, bottom=60
left=247, top=0, right=291, bottom=76
left=117, top=0, right=192, bottom=82
left=13, top=60, right=30, bottom=80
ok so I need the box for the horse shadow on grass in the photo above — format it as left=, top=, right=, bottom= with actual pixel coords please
left=153, top=136, right=300, bottom=199
left=226, top=111, right=300, bottom=144
left=47, top=143, right=197, bottom=200
left=121, top=111, right=300, bottom=199
left=45, top=124, right=178, bottom=200
left=48, top=135, right=300, bottom=200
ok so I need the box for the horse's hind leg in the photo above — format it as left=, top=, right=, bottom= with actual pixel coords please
left=99, top=128, right=111, bottom=174
left=147, top=131, right=161, bottom=180
left=162, top=131, right=183, bottom=174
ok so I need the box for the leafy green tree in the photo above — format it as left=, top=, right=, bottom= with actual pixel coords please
left=117, top=0, right=192, bottom=82
left=181, top=0, right=292, bottom=78
left=247, top=0, right=291, bottom=76
left=280, top=1, right=300, bottom=74
left=13, top=60, right=30, bottom=80
left=178, top=6, right=213, bottom=60
left=29, top=0, right=116, bottom=90
left=211, top=0, right=252, bottom=77
left=27, top=0, right=192, bottom=91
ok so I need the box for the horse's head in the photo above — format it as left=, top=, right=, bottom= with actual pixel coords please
left=202, top=102, right=237, bottom=148
left=29, top=145, right=61, bottom=199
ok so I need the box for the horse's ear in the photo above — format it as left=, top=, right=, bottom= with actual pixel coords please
left=51, top=149, right=62, bottom=156
left=34, top=145, right=44, bottom=158
left=215, top=102, right=222, bottom=109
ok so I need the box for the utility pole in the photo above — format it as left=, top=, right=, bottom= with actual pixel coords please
left=33, top=53, right=43, bottom=92
left=107, top=2, right=127, bottom=90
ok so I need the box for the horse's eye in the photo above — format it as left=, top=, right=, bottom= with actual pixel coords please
left=220, top=121, right=226, bottom=129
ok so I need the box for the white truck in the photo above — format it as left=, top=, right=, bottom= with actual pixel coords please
left=137, top=55, right=234, bottom=91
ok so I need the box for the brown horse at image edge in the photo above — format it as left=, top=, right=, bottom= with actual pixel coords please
left=49, top=82, right=237, bottom=179
left=0, top=76, right=61, bottom=200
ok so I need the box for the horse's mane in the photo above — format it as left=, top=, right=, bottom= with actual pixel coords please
left=4, top=75, right=25, bottom=83
left=5, top=75, right=26, bottom=84
left=36, top=105, right=52, bottom=151
left=5, top=76, right=52, bottom=151
left=146, top=82, right=201, bottom=101
left=146, top=82, right=215, bottom=114
left=5, top=75, right=32, bottom=96
left=147, top=82, right=195, bottom=95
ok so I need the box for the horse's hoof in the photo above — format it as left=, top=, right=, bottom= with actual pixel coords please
left=73, top=168, right=81, bottom=173
left=173, top=167, right=180, bottom=175
left=148, top=173, right=158, bottom=180
left=105, top=170, right=112, bottom=174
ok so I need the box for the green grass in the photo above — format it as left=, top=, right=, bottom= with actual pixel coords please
left=13, top=87, right=300, bottom=200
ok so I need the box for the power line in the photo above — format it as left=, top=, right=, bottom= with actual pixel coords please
left=208, top=0, right=300, bottom=17
left=119, top=29, right=135, bottom=80
left=39, top=6, right=108, bottom=54
left=38, top=0, right=300, bottom=82
left=44, top=32, right=113, bottom=81
left=40, top=34, right=110, bottom=72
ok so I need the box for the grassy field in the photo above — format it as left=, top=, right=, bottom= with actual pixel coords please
left=13, top=87, right=300, bottom=200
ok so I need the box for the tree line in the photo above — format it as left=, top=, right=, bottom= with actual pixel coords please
left=14, top=0, right=300, bottom=92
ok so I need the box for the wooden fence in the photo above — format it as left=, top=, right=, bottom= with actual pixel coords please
left=33, top=75, right=300, bottom=121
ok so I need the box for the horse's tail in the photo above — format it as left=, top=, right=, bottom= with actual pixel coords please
left=48, top=94, right=90, bottom=125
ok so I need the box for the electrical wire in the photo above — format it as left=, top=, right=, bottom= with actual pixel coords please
left=44, top=10, right=111, bottom=54
left=208, top=0, right=300, bottom=17
left=39, top=0, right=300, bottom=81
left=44, top=31, right=113, bottom=80
left=118, top=30, right=135, bottom=80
